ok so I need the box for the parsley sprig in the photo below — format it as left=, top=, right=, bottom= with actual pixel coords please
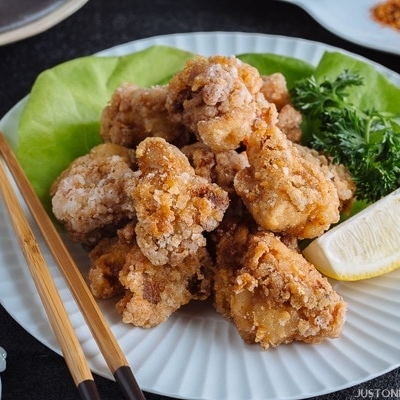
left=290, top=70, right=400, bottom=203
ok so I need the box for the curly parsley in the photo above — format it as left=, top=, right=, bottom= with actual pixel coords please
left=290, top=70, right=400, bottom=203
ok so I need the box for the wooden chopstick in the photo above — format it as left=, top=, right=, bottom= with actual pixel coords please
left=0, top=155, right=101, bottom=400
left=0, top=132, right=146, bottom=400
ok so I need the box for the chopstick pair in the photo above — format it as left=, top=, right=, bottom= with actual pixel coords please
left=0, top=132, right=146, bottom=400
left=0, top=141, right=100, bottom=399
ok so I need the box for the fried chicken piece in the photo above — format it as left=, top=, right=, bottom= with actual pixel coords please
left=89, top=220, right=213, bottom=328
left=88, top=222, right=136, bottom=298
left=260, top=73, right=303, bottom=142
left=260, top=73, right=291, bottom=111
left=181, top=142, right=217, bottom=181
left=51, top=143, right=137, bottom=245
left=182, top=142, right=250, bottom=224
left=277, top=104, right=303, bottom=143
left=117, top=244, right=213, bottom=328
left=165, top=55, right=271, bottom=152
left=212, top=221, right=251, bottom=320
left=213, top=225, right=347, bottom=349
left=234, top=119, right=341, bottom=239
left=295, top=144, right=356, bottom=213
left=133, top=137, right=229, bottom=266
left=100, top=83, right=190, bottom=148
left=88, top=237, right=128, bottom=298
left=181, top=142, right=249, bottom=196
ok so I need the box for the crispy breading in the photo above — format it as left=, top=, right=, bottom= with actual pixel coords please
left=100, top=83, right=191, bottom=148
left=234, top=119, right=341, bottom=239
left=260, top=73, right=291, bottom=111
left=213, top=225, right=347, bottom=349
left=165, top=55, right=271, bottom=152
left=132, top=137, right=229, bottom=266
left=88, top=221, right=213, bottom=328
left=50, top=55, right=354, bottom=343
left=181, top=142, right=249, bottom=197
left=277, top=104, right=303, bottom=143
left=88, top=237, right=128, bottom=298
left=295, top=144, right=356, bottom=213
left=117, top=244, right=213, bottom=328
left=260, top=74, right=303, bottom=142
left=88, top=222, right=136, bottom=298
left=51, top=143, right=137, bottom=245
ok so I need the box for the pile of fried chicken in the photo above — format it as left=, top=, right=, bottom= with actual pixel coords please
left=50, top=55, right=355, bottom=349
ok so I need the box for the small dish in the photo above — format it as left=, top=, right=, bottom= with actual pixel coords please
left=0, top=0, right=88, bottom=46
left=279, top=0, right=400, bottom=55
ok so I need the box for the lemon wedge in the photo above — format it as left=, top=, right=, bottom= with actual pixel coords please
left=303, top=187, right=400, bottom=281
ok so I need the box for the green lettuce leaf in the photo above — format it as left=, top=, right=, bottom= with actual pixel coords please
left=314, top=51, right=400, bottom=113
left=17, top=45, right=195, bottom=212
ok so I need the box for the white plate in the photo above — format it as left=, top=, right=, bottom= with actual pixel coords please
left=0, top=0, right=88, bottom=46
left=279, top=0, right=400, bottom=55
left=1, top=32, right=400, bottom=400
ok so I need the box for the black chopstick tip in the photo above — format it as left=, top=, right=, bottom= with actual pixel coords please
left=114, top=365, right=146, bottom=400
left=78, top=379, right=102, bottom=400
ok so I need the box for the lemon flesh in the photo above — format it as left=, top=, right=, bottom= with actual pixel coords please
left=303, top=187, right=400, bottom=281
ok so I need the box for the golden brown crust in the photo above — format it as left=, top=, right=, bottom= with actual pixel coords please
left=277, top=104, right=303, bottom=143
left=165, top=55, right=271, bottom=152
left=117, top=245, right=213, bottom=328
left=100, top=83, right=191, bottom=148
left=294, top=144, right=356, bottom=213
left=234, top=121, right=341, bottom=239
left=260, top=73, right=291, bottom=111
left=88, top=222, right=137, bottom=299
left=181, top=142, right=249, bottom=197
left=88, top=236, right=129, bottom=298
left=213, top=226, right=347, bottom=349
left=51, top=55, right=353, bottom=345
left=51, top=143, right=137, bottom=245
left=133, top=137, right=229, bottom=266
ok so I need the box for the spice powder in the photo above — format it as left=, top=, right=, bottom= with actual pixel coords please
left=371, top=0, right=400, bottom=32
